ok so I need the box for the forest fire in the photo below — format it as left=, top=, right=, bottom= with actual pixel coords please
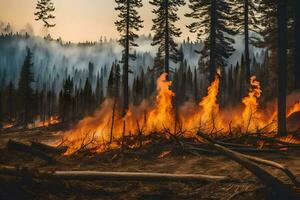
left=63, top=72, right=300, bottom=155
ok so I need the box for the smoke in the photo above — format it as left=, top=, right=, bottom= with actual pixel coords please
left=0, top=22, right=264, bottom=93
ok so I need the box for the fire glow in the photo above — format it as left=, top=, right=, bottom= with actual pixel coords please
left=63, top=72, right=300, bottom=155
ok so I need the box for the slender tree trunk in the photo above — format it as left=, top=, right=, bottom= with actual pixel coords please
left=277, top=0, right=287, bottom=136
left=244, top=0, right=251, bottom=83
left=110, top=98, right=117, bottom=143
left=294, top=0, right=300, bottom=89
left=123, top=0, right=130, bottom=116
left=209, top=0, right=217, bottom=82
left=164, top=0, right=170, bottom=76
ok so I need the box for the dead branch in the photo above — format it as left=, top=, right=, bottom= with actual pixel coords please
left=6, top=140, right=53, bottom=163
left=71, top=131, right=97, bottom=155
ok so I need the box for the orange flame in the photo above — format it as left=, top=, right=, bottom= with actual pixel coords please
left=146, top=73, right=175, bottom=131
left=62, top=72, right=300, bottom=155
left=241, top=76, right=262, bottom=132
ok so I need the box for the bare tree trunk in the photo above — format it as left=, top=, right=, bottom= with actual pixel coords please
left=123, top=0, right=130, bottom=116
left=164, top=0, right=170, bottom=76
left=109, top=99, right=117, bottom=143
left=209, top=0, right=217, bottom=82
left=121, top=120, right=126, bottom=153
left=277, top=0, right=288, bottom=136
left=294, top=0, right=300, bottom=89
left=136, top=120, right=142, bottom=148
left=244, top=0, right=251, bottom=83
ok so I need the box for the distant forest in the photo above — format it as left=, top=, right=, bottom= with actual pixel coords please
left=0, top=0, right=298, bottom=137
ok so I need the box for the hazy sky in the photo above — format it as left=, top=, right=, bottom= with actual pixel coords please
left=0, top=0, right=193, bottom=42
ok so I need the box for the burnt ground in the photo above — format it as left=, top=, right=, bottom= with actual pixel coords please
left=0, top=128, right=300, bottom=200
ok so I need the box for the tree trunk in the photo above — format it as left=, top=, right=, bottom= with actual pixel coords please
left=164, top=0, right=170, bottom=76
left=244, top=0, right=251, bottom=83
left=277, top=0, right=288, bottom=136
left=294, top=0, right=300, bottom=89
left=123, top=0, right=130, bottom=116
left=110, top=99, right=117, bottom=143
left=209, top=0, right=217, bottom=82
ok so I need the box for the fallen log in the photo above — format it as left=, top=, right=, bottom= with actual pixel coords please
left=197, top=132, right=299, bottom=198
left=30, top=141, right=67, bottom=155
left=186, top=141, right=278, bottom=154
left=196, top=132, right=299, bottom=185
left=6, top=140, right=53, bottom=163
left=0, top=165, right=231, bottom=183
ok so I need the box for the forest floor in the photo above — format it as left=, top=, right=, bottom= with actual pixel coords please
left=0, top=128, right=300, bottom=200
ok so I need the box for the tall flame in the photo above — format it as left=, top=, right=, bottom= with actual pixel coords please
left=63, top=72, right=300, bottom=154
left=241, top=76, right=262, bottom=132
left=146, top=73, right=175, bottom=131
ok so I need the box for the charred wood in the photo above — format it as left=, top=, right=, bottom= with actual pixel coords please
left=6, top=140, right=54, bottom=163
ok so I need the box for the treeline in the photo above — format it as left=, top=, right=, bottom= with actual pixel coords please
left=1, top=0, right=299, bottom=136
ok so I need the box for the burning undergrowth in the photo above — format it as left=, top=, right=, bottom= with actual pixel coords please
left=62, top=72, right=300, bottom=155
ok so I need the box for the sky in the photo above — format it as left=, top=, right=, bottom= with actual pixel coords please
left=0, top=0, right=193, bottom=42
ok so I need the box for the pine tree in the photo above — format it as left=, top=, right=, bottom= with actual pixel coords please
left=150, top=0, right=185, bottom=75
left=60, top=77, right=73, bottom=122
left=186, top=0, right=237, bottom=82
left=18, top=48, right=35, bottom=127
left=107, top=65, right=115, bottom=98
left=35, top=0, right=56, bottom=28
left=115, top=0, right=143, bottom=116
left=83, top=78, right=93, bottom=115
left=232, top=0, right=259, bottom=82
left=95, top=73, right=104, bottom=105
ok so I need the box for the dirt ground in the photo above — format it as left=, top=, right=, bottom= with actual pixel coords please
left=0, top=129, right=300, bottom=200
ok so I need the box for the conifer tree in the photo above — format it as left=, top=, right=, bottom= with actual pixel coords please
left=95, top=73, right=104, bottom=105
left=115, top=0, right=143, bottom=116
left=60, top=77, right=73, bottom=122
left=186, top=0, right=237, bottom=82
left=18, top=48, right=35, bottom=127
left=35, top=0, right=56, bottom=28
left=232, top=0, right=259, bottom=82
left=83, top=78, right=93, bottom=115
left=150, top=0, right=185, bottom=75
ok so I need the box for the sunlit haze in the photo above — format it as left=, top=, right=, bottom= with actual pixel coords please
left=0, top=0, right=193, bottom=42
